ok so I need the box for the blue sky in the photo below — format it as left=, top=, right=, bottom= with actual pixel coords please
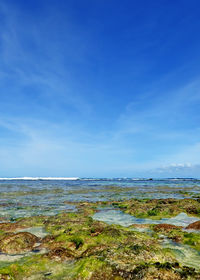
left=0, top=0, right=200, bottom=177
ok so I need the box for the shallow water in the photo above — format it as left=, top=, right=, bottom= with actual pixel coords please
left=93, top=209, right=200, bottom=227
left=93, top=209, right=200, bottom=271
left=0, top=178, right=200, bottom=272
left=16, top=226, right=48, bottom=238
left=0, top=178, right=200, bottom=219
left=162, top=237, right=200, bottom=271
left=0, top=248, right=48, bottom=263
left=0, top=227, right=48, bottom=263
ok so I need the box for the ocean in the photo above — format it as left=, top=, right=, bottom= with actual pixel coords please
left=0, top=178, right=199, bottom=220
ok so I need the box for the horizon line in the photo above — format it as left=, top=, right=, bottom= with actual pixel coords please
left=0, top=177, right=198, bottom=180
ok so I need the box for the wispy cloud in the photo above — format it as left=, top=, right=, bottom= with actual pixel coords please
left=154, top=163, right=200, bottom=178
left=0, top=1, right=200, bottom=177
left=0, top=1, right=93, bottom=120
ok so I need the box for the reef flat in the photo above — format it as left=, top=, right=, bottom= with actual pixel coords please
left=0, top=179, right=200, bottom=279
left=0, top=197, right=200, bottom=279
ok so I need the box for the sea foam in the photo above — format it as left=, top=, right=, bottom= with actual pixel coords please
left=0, top=177, right=79, bottom=180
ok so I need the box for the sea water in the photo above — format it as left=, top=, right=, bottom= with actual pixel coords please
left=0, top=177, right=200, bottom=220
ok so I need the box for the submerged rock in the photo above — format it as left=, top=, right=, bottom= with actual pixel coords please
left=0, top=232, right=39, bottom=254
left=186, top=221, right=200, bottom=230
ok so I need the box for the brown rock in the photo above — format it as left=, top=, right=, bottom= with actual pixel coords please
left=186, top=220, right=200, bottom=230
left=40, top=235, right=64, bottom=250
left=41, top=235, right=55, bottom=244
left=47, top=247, right=74, bottom=260
left=154, top=224, right=182, bottom=232
left=171, top=236, right=182, bottom=243
left=0, top=232, right=39, bottom=254
left=0, top=222, right=26, bottom=232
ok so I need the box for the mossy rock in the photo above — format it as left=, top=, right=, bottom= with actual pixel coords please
left=0, top=222, right=26, bottom=233
left=47, top=246, right=75, bottom=261
left=118, top=198, right=200, bottom=219
left=102, top=226, right=121, bottom=237
left=0, top=232, right=39, bottom=254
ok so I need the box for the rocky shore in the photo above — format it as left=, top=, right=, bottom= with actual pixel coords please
left=0, top=198, right=200, bottom=279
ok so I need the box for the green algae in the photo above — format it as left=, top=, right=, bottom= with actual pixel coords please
left=154, top=226, right=200, bottom=251
left=183, top=232, right=200, bottom=250
left=0, top=254, right=75, bottom=279
left=112, top=198, right=200, bottom=219
left=1, top=198, right=200, bottom=279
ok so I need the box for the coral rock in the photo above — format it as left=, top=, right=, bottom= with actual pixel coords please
left=47, top=247, right=74, bottom=260
left=0, top=232, right=39, bottom=254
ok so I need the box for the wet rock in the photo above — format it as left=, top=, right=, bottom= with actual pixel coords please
left=186, top=206, right=199, bottom=214
left=40, top=235, right=64, bottom=250
left=47, top=247, right=74, bottom=261
left=90, top=221, right=105, bottom=235
left=81, top=245, right=107, bottom=257
left=90, top=269, right=116, bottom=280
left=90, top=224, right=104, bottom=236
left=171, top=235, right=182, bottom=243
left=16, top=216, right=49, bottom=228
left=102, top=226, right=121, bottom=237
left=0, top=232, right=39, bottom=254
left=113, top=264, right=148, bottom=280
left=154, top=224, right=182, bottom=232
left=41, top=235, right=55, bottom=244
left=143, top=268, right=182, bottom=280
left=0, top=222, right=26, bottom=232
left=186, top=221, right=200, bottom=230
left=159, top=198, right=176, bottom=204
left=130, top=224, right=150, bottom=229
